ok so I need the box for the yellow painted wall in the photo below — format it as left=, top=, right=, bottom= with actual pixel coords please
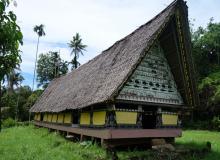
left=64, top=113, right=72, bottom=124
left=80, top=112, right=90, bottom=125
left=37, top=113, right=41, bottom=121
left=52, top=114, right=57, bottom=123
left=116, top=111, right=137, bottom=124
left=162, top=114, right=178, bottom=126
left=57, top=113, right=64, bottom=123
left=47, top=114, right=52, bottom=122
left=34, top=113, right=38, bottom=120
left=34, top=113, right=41, bottom=121
left=93, top=111, right=106, bottom=125
left=43, top=114, right=48, bottom=122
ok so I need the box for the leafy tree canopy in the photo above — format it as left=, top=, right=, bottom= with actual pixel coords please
left=0, top=0, right=23, bottom=81
left=192, top=19, right=220, bottom=113
left=1, top=85, right=43, bottom=121
left=199, top=72, right=220, bottom=105
left=192, top=18, right=220, bottom=80
left=37, top=51, right=68, bottom=89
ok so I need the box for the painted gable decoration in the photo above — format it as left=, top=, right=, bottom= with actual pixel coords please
left=117, top=42, right=183, bottom=105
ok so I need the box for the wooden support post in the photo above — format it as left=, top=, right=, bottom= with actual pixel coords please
left=101, top=139, right=107, bottom=148
left=137, top=105, right=143, bottom=128
left=138, top=105, right=142, bottom=112
left=156, top=107, right=162, bottom=128
left=80, top=134, right=86, bottom=142
left=112, top=104, right=116, bottom=110
left=90, top=106, right=93, bottom=127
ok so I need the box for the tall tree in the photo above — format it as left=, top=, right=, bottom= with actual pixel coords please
left=68, top=33, right=87, bottom=70
left=1, top=85, right=35, bottom=122
left=192, top=19, right=220, bottom=79
left=191, top=19, right=220, bottom=115
left=37, top=51, right=68, bottom=89
left=32, top=24, right=45, bottom=91
left=0, top=0, right=23, bottom=131
left=7, top=70, right=24, bottom=94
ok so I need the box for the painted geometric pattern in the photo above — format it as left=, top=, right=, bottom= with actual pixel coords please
left=117, top=43, right=184, bottom=105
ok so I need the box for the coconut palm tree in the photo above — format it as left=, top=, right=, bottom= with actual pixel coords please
left=68, top=33, right=87, bottom=70
left=7, top=70, right=24, bottom=94
left=32, top=24, right=45, bottom=90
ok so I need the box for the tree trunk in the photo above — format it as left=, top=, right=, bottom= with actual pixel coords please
left=74, top=51, right=77, bottom=69
left=32, top=36, right=40, bottom=91
left=7, top=73, right=14, bottom=95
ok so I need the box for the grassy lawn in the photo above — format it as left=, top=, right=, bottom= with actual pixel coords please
left=0, top=126, right=220, bottom=160
left=0, top=126, right=105, bottom=160
left=176, top=130, right=220, bottom=160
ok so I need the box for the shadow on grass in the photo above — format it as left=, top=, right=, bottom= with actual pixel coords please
left=176, top=141, right=206, bottom=150
left=175, top=142, right=220, bottom=160
left=116, top=142, right=219, bottom=160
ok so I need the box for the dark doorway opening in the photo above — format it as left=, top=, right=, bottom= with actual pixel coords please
left=40, top=113, right=43, bottom=121
left=142, top=112, right=157, bottom=129
left=72, top=112, right=79, bottom=124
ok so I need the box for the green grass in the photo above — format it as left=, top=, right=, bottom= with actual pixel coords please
left=0, top=126, right=105, bottom=160
left=176, top=130, right=220, bottom=160
left=0, top=126, right=220, bottom=160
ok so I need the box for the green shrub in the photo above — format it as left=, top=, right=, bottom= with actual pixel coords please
left=183, top=118, right=220, bottom=131
left=211, top=116, right=220, bottom=130
left=2, top=118, right=16, bottom=128
left=16, top=121, right=30, bottom=127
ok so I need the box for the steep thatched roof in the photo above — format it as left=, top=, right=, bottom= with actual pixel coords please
left=30, top=0, right=189, bottom=113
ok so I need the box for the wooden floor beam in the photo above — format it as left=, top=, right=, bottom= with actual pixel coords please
left=33, top=121, right=182, bottom=140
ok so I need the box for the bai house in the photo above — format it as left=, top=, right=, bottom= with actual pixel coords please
left=31, top=0, right=199, bottom=146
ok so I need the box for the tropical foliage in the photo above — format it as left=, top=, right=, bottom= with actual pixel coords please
left=37, top=51, right=68, bottom=89
left=68, top=33, right=87, bottom=70
left=1, top=86, right=43, bottom=122
left=32, top=24, right=46, bottom=90
left=191, top=19, right=220, bottom=115
left=6, top=69, right=24, bottom=94
left=0, top=0, right=23, bottom=131
left=0, top=0, right=23, bottom=82
left=192, top=18, right=220, bottom=80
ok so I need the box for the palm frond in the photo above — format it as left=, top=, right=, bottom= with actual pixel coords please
left=33, top=24, right=46, bottom=37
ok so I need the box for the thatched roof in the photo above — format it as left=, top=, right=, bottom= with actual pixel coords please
left=30, top=0, right=189, bottom=113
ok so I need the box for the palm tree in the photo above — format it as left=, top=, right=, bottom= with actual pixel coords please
left=7, top=70, right=24, bottom=94
left=68, top=33, right=87, bottom=70
left=33, top=24, right=45, bottom=91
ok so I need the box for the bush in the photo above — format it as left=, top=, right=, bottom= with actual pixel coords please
left=211, top=116, right=220, bottom=130
left=183, top=120, right=213, bottom=130
left=183, top=118, right=220, bottom=131
left=16, top=121, right=30, bottom=127
left=2, top=118, right=16, bottom=128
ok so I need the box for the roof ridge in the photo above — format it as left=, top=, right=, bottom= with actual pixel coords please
left=64, top=0, right=181, bottom=78
left=30, top=0, right=187, bottom=112
left=108, top=0, right=179, bottom=102
left=103, top=0, right=179, bottom=53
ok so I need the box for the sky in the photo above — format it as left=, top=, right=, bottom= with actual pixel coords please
left=9, top=0, right=220, bottom=89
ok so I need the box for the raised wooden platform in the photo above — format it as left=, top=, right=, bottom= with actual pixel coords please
left=33, top=121, right=182, bottom=140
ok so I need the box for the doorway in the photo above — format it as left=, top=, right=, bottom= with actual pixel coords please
left=142, top=111, right=157, bottom=129
left=72, top=112, right=79, bottom=124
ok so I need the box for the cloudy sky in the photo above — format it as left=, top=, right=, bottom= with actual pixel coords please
left=10, top=0, right=220, bottom=89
